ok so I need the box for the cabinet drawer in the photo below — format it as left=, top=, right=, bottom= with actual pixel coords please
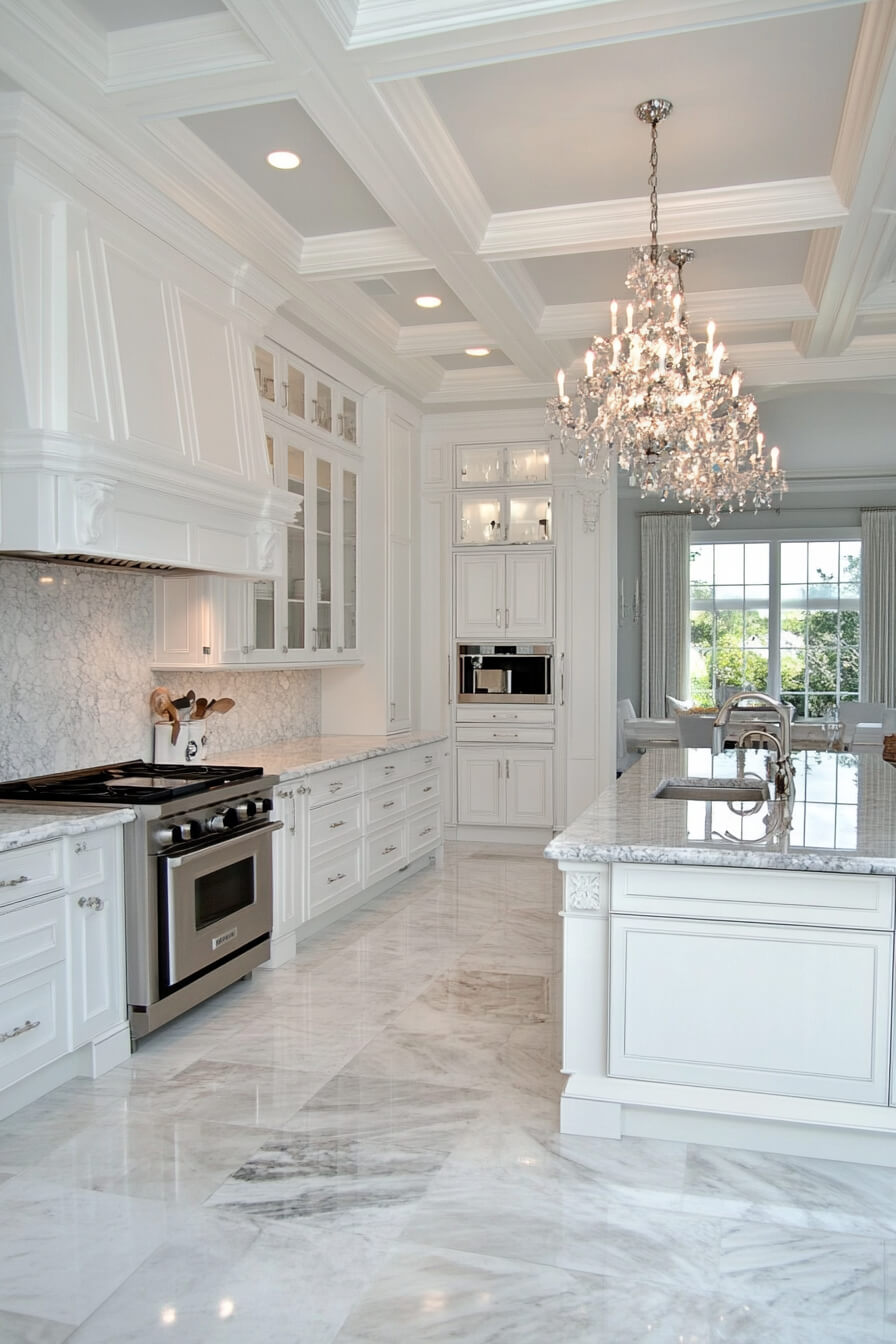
left=402, top=744, right=441, bottom=776
left=308, top=842, right=363, bottom=920
left=304, top=764, right=363, bottom=808
left=365, top=821, right=408, bottom=884
left=408, top=806, right=441, bottom=859
left=456, top=708, right=554, bottom=725
left=0, top=841, right=63, bottom=910
left=611, top=864, right=896, bottom=930
left=366, top=782, right=407, bottom=828
left=310, top=795, right=363, bottom=852
left=456, top=725, right=554, bottom=744
left=0, top=962, right=68, bottom=1090
left=407, top=772, right=439, bottom=810
left=65, top=829, right=116, bottom=890
left=0, top=895, right=66, bottom=984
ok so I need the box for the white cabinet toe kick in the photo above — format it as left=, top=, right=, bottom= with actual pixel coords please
left=558, top=860, right=896, bottom=1165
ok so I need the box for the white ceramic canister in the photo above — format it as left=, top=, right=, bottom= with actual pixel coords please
left=153, top=719, right=208, bottom=766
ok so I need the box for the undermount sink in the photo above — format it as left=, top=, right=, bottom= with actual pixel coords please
left=653, top=777, right=770, bottom=803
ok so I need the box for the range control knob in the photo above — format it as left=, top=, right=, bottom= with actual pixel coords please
left=156, top=824, right=184, bottom=847
left=182, top=819, right=203, bottom=841
left=206, top=807, right=238, bottom=833
left=255, top=797, right=274, bottom=813
left=234, top=800, right=257, bottom=822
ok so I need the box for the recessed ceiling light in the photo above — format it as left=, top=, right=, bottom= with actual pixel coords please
left=266, top=150, right=301, bottom=170
left=415, top=295, right=442, bottom=309
left=465, top=347, right=491, bottom=357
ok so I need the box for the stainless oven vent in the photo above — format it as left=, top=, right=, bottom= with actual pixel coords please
left=4, top=550, right=178, bottom=571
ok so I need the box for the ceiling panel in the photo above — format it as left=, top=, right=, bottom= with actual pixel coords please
left=434, top=349, right=511, bottom=369
left=525, top=231, right=818, bottom=306
left=76, top=0, right=223, bottom=29
left=423, top=8, right=862, bottom=213
left=854, top=313, right=896, bottom=336
left=355, top=269, right=474, bottom=324
left=182, top=100, right=392, bottom=237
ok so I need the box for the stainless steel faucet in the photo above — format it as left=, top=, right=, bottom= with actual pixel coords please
left=713, top=692, right=794, bottom=798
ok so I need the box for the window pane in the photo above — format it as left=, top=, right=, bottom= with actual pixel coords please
left=809, top=541, right=840, bottom=584
left=780, top=542, right=807, bottom=585
left=713, top=545, right=744, bottom=585
left=840, top=541, right=861, bottom=583
left=689, top=545, right=713, bottom=589
left=743, top=544, right=769, bottom=583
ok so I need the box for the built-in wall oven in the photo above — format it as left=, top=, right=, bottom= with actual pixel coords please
left=458, top=643, right=553, bottom=704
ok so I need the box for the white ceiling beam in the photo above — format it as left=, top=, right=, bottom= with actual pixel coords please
left=799, top=1, right=896, bottom=355
left=539, top=284, right=816, bottom=339
left=481, top=178, right=846, bottom=261
left=736, top=334, right=896, bottom=386
left=105, top=13, right=271, bottom=92
left=299, top=228, right=428, bottom=277
left=396, top=321, right=494, bottom=354
left=423, top=363, right=547, bottom=403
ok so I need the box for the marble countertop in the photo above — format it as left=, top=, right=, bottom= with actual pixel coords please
left=0, top=804, right=135, bottom=853
left=206, top=731, right=448, bottom=782
left=546, top=747, right=896, bottom=874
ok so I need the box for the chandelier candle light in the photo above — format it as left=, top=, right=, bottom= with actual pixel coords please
left=547, top=98, right=785, bottom=526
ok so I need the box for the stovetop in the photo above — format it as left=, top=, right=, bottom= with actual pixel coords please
left=0, top=760, right=265, bottom=805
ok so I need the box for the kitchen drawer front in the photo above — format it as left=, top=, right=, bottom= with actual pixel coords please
left=455, top=725, right=554, bottom=745
left=0, top=896, right=67, bottom=986
left=310, top=795, right=363, bottom=853
left=0, top=842, right=64, bottom=910
left=309, top=842, right=363, bottom=920
left=365, top=782, right=408, bottom=829
left=365, top=821, right=408, bottom=885
left=407, top=772, right=439, bottom=810
left=304, top=764, right=363, bottom=808
left=408, top=806, right=441, bottom=860
left=65, top=828, right=116, bottom=890
left=610, top=863, right=896, bottom=931
left=456, top=708, right=554, bottom=725
left=363, top=745, right=440, bottom=790
left=0, top=962, right=68, bottom=1091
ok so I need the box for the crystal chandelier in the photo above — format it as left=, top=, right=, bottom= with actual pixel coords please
left=547, top=98, right=785, bottom=527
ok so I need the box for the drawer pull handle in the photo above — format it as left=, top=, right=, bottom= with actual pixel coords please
left=424, top=755, right=433, bottom=764
left=1, top=1018, right=39, bottom=1044
left=423, top=786, right=433, bottom=793
left=329, top=782, right=343, bottom=793
left=77, top=895, right=105, bottom=911
left=0, top=875, right=28, bottom=888
left=383, top=844, right=397, bottom=854
left=420, top=826, right=433, bottom=836
left=327, top=872, right=347, bottom=884
left=385, top=765, right=395, bottom=774
left=382, top=801, right=396, bottom=809
left=329, top=820, right=345, bottom=829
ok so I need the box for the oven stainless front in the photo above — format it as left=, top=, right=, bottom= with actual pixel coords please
left=158, top=824, right=278, bottom=990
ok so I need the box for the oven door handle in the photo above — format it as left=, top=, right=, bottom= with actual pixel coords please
left=165, top=820, right=283, bottom=868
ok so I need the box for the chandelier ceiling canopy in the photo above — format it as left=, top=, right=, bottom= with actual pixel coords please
left=547, top=98, right=785, bottom=527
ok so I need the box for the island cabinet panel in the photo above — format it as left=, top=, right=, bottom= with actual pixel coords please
left=608, top=914, right=893, bottom=1105
left=610, top=864, right=895, bottom=932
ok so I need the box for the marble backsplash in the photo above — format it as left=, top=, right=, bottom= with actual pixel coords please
left=0, top=558, right=321, bottom=779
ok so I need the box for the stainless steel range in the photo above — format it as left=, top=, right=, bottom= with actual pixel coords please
left=0, top=761, right=281, bottom=1040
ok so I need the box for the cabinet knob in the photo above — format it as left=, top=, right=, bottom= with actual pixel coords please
left=77, top=895, right=105, bottom=911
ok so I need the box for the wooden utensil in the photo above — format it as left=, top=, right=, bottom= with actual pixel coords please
left=191, top=698, right=208, bottom=720
left=149, top=686, right=181, bottom=744
left=206, top=697, right=235, bottom=716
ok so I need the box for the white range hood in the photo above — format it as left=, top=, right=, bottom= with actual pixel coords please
left=0, top=98, right=295, bottom=578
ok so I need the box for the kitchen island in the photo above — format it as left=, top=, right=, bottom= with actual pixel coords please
left=546, top=747, right=896, bottom=1164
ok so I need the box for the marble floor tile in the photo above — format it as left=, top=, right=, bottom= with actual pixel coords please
left=416, top=969, right=551, bottom=1024
left=279, top=1072, right=484, bottom=1152
left=0, top=1310, right=74, bottom=1343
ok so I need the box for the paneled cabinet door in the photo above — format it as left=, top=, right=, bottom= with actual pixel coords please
left=272, top=786, right=307, bottom=938
left=66, top=830, right=125, bottom=1050
left=455, top=552, right=554, bottom=640
left=505, top=551, right=554, bottom=638
left=608, top=914, right=893, bottom=1106
left=455, top=553, right=504, bottom=639
left=456, top=748, right=504, bottom=826
left=504, top=747, right=554, bottom=827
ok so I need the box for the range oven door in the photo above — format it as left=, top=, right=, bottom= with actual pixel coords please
left=158, top=822, right=281, bottom=991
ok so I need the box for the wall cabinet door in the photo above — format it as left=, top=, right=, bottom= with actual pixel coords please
left=387, top=412, right=413, bottom=731
left=455, top=552, right=554, bottom=640
left=256, top=341, right=362, bottom=451
left=504, top=747, right=554, bottom=826
left=455, top=553, right=504, bottom=639
left=66, top=830, right=125, bottom=1050
left=608, top=914, right=893, bottom=1105
left=505, top=551, right=554, bottom=637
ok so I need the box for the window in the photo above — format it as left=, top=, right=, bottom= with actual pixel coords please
left=689, top=535, right=861, bottom=718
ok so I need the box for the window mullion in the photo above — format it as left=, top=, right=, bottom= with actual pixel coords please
left=769, top=541, right=781, bottom=701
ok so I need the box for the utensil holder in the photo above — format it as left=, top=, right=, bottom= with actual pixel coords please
left=153, top=719, right=208, bottom=765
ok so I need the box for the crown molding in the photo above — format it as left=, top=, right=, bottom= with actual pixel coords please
left=0, top=0, right=108, bottom=89
left=299, top=227, right=427, bottom=277
left=396, top=321, right=492, bottom=355
left=421, top=405, right=547, bottom=435
left=424, top=363, right=542, bottom=402
left=538, top=284, right=815, bottom=340
left=105, top=13, right=271, bottom=92
left=737, top=334, right=896, bottom=386
left=860, top=279, right=896, bottom=312
left=830, top=0, right=896, bottom=204
left=316, top=0, right=361, bottom=47
left=349, top=0, right=598, bottom=47
left=372, top=77, right=490, bottom=248
left=480, top=178, right=847, bottom=261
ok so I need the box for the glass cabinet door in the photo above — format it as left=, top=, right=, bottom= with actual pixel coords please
left=508, top=446, right=551, bottom=484
left=339, top=394, right=358, bottom=446
left=253, top=580, right=275, bottom=653
left=458, top=495, right=504, bottom=544
left=284, top=359, right=306, bottom=421
left=342, top=469, right=358, bottom=652
left=254, top=345, right=275, bottom=408
left=457, top=445, right=504, bottom=486
left=506, top=495, right=552, bottom=544
left=312, top=378, right=333, bottom=433
left=315, top=458, right=333, bottom=651
left=286, top=444, right=307, bottom=652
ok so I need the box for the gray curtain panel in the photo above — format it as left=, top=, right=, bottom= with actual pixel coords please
left=860, top=509, right=896, bottom=704
left=640, top=513, right=691, bottom=717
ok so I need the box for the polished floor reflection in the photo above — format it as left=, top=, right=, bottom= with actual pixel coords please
left=1, top=843, right=896, bottom=1341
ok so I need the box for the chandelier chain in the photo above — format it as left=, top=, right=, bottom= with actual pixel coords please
left=648, top=119, right=659, bottom=264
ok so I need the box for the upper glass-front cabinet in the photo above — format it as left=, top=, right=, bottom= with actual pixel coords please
left=456, top=493, right=552, bottom=546
left=254, top=341, right=361, bottom=450
left=457, top=443, right=550, bottom=488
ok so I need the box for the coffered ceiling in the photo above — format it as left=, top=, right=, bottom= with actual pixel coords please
left=1, top=0, right=895, bottom=410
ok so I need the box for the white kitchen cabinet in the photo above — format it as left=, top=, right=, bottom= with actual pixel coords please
left=65, top=830, right=125, bottom=1051
left=270, top=783, right=309, bottom=966
left=387, top=410, right=413, bottom=731
left=456, top=443, right=551, bottom=487
left=456, top=745, right=553, bottom=828
left=456, top=492, right=552, bottom=546
left=254, top=340, right=362, bottom=451
left=153, top=573, right=250, bottom=668
left=455, top=551, right=554, bottom=639
left=608, top=913, right=893, bottom=1106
